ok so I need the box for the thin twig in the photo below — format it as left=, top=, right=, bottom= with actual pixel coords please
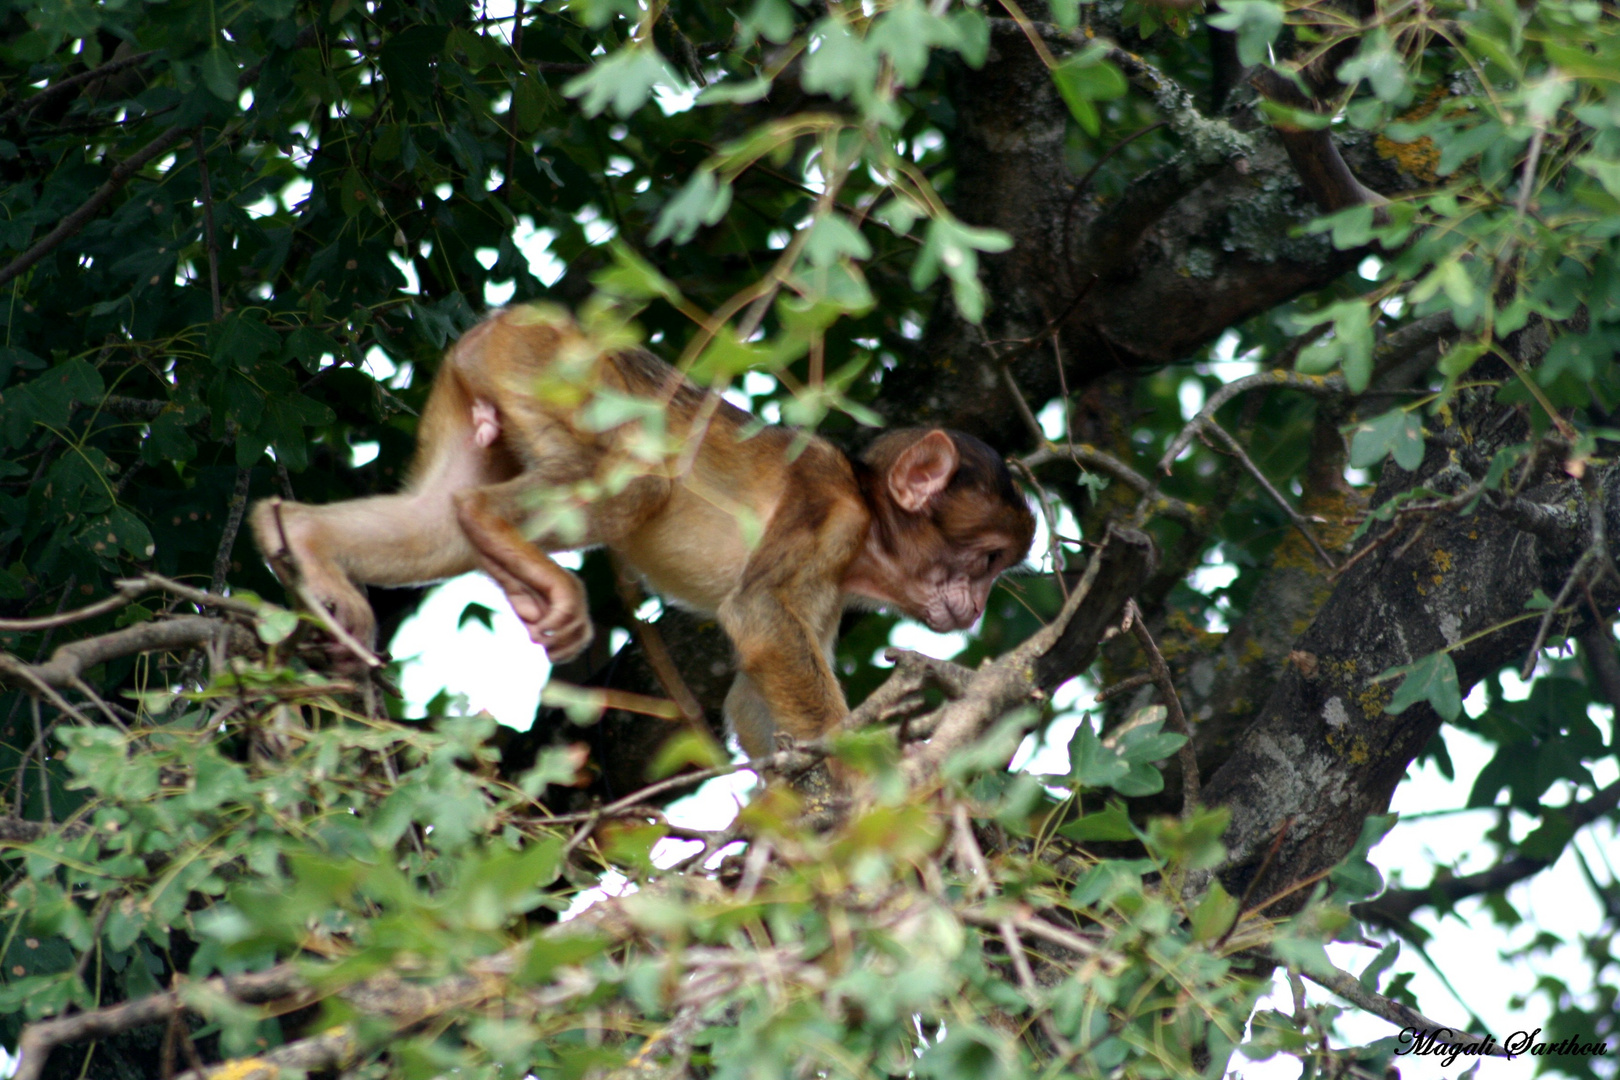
left=0, top=654, right=94, bottom=726
left=983, top=276, right=1098, bottom=370
left=1010, top=457, right=1069, bottom=600
left=613, top=564, right=704, bottom=724
left=210, top=468, right=252, bottom=595
left=1299, top=963, right=1512, bottom=1058
left=999, top=917, right=1076, bottom=1056
left=1158, top=371, right=1348, bottom=470
left=1095, top=672, right=1152, bottom=702
left=952, top=804, right=993, bottom=898
left=31, top=698, right=51, bottom=824
left=962, top=909, right=1101, bottom=959
left=193, top=131, right=223, bottom=321
left=68, top=675, right=130, bottom=733
left=0, top=50, right=158, bottom=126
left=1126, top=601, right=1198, bottom=815
left=120, top=572, right=264, bottom=617
left=1023, top=444, right=1203, bottom=526
left=1521, top=548, right=1594, bottom=679
left=503, top=0, right=527, bottom=193
left=2, top=617, right=250, bottom=690
left=1201, top=418, right=1337, bottom=569
left=0, top=580, right=146, bottom=631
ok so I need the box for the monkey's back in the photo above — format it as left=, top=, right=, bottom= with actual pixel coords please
left=437, top=304, right=866, bottom=615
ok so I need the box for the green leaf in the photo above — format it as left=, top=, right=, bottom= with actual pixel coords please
left=649, top=729, right=728, bottom=778
left=1348, top=408, right=1425, bottom=471
left=1067, top=720, right=1128, bottom=789
left=512, top=75, right=553, bottom=132
left=592, top=241, right=682, bottom=304
left=1337, top=30, right=1408, bottom=101
left=1207, top=0, right=1284, bottom=66
left=803, top=17, right=880, bottom=101
left=255, top=607, right=299, bottom=645
left=869, top=0, right=963, bottom=86
left=212, top=313, right=281, bottom=369
left=457, top=602, right=495, bottom=631
left=911, top=216, right=1011, bottom=323
left=696, top=75, right=773, bottom=105
left=1058, top=802, right=1137, bottom=842
left=1383, top=650, right=1462, bottom=721
left=1576, top=153, right=1620, bottom=201
left=378, top=24, right=448, bottom=102
left=518, top=932, right=613, bottom=983
left=1358, top=942, right=1400, bottom=990
left=803, top=214, right=872, bottom=267
left=740, top=0, right=796, bottom=44
left=1291, top=300, right=1373, bottom=391
left=1113, top=711, right=1188, bottom=765
left=1051, top=47, right=1127, bottom=136
left=200, top=48, right=240, bottom=101
left=564, top=45, right=685, bottom=118
left=1110, top=761, right=1165, bottom=796
left=1190, top=880, right=1239, bottom=942
left=1071, top=857, right=1147, bottom=905
left=688, top=324, right=774, bottom=383
left=650, top=170, right=733, bottom=245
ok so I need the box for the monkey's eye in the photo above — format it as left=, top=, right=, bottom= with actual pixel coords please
left=984, top=550, right=1002, bottom=572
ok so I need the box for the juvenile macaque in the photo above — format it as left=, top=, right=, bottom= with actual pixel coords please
left=252, top=305, right=1035, bottom=756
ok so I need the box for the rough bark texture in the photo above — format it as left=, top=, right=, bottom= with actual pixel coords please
left=879, top=21, right=1361, bottom=444
left=1206, top=351, right=1598, bottom=905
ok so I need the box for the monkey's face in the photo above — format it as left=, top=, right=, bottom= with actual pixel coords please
left=910, top=536, right=1025, bottom=632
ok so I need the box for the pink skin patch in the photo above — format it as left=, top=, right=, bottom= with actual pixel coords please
left=471, top=399, right=499, bottom=449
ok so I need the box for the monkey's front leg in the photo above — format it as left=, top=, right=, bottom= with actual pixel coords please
left=453, top=483, right=594, bottom=661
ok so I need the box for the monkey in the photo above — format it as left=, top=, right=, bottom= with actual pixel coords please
left=251, top=304, right=1035, bottom=758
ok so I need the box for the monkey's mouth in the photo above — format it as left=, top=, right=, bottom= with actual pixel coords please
left=924, top=608, right=980, bottom=633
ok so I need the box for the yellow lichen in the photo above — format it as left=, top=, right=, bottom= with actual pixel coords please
left=1358, top=681, right=1389, bottom=718
left=1374, top=88, right=1445, bottom=183
left=207, top=1060, right=279, bottom=1080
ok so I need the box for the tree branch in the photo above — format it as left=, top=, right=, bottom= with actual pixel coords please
left=1300, top=961, right=1510, bottom=1056
left=903, top=525, right=1156, bottom=784
left=1248, top=67, right=1386, bottom=213
left=0, top=29, right=316, bottom=290
left=0, top=50, right=159, bottom=127
left=0, top=616, right=254, bottom=689
left=1356, top=778, right=1620, bottom=927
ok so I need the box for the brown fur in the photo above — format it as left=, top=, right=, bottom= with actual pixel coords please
left=251, top=304, right=1035, bottom=756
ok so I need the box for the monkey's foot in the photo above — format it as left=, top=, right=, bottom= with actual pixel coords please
left=483, top=558, right=594, bottom=662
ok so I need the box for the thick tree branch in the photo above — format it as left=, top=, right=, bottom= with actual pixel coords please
left=1249, top=67, right=1386, bottom=213
left=0, top=616, right=254, bottom=689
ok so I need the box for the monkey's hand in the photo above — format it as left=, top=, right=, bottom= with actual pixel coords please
left=482, top=555, right=594, bottom=662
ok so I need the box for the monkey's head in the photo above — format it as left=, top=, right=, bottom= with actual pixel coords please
left=852, top=429, right=1036, bottom=632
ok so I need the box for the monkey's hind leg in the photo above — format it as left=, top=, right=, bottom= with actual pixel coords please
left=453, top=469, right=671, bottom=662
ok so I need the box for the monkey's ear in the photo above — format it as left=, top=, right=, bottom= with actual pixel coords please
left=887, top=429, right=959, bottom=513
